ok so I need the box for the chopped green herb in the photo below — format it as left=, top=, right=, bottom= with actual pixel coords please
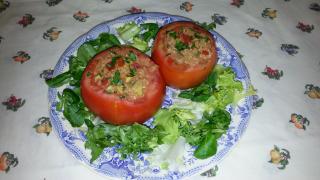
left=129, top=68, right=136, bottom=77
left=124, top=57, right=131, bottom=63
left=111, top=70, right=121, bottom=85
left=168, top=31, right=177, bottom=38
left=86, top=72, right=91, bottom=77
left=107, top=55, right=121, bottom=68
left=175, top=40, right=189, bottom=51
left=194, top=32, right=202, bottom=39
left=128, top=51, right=136, bottom=61
left=194, top=33, right=209, bottom=42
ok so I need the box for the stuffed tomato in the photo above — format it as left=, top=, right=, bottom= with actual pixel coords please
left=152, top=21, right=217, bottom=89
left=80, top=46, right=166, bottom=125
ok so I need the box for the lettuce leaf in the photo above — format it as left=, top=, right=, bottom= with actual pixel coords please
left=153, top=108, right=195, bottom=144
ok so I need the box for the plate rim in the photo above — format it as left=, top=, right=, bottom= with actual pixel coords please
left=48, top=12, right=253, bottom=179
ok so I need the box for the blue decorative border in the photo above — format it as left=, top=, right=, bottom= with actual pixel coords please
left=48, top=12, right=253, bottom=179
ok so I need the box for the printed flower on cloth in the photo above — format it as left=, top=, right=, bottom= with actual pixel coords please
left=33, top=117, right=52, bottom=136
left=0, top=152, right=18, bottom=173
left=290, top=113, right=310, bottom=130
left=296, top=22, right=314, bottom=33
left=40, top=68, right=54, bottom=80
left=230, top=0, right=244, bottom=8
left=262, top=66, right=283, bottom=80
left=102, top=0, right=113, bottom=3
left=304, top=84, right=320, bottom=99
left=127, top=7, right=145, bottom=14
left=46, top=0, right=62, bottom=6
left=180, top=2, right=194, bottom=12
left=212, top=14, right=227, bottom=25
left=0, top=0, right=9, bottom=13
left=252, top=95, right=264, bottom=109
left=73, top=11, right=89, bottom=22
left=43, top=27, right=62, bottom=41
left=12, top=51, right=30, bottom=63
left=309, top=3, right=320, bottom=11
left=2, top=95, right=25, bottom=111
left=18, top=14, right=35, bottom=27
left=269, top=145, right=290, bottom=169
left=281, top=44, right=299, bottom=56
left=261, top=8, right=277, bottom=19
left=246, top=28, right=262, bottom=38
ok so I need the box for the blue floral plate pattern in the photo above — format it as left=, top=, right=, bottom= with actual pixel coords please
left=48, top=12, right=253, bottom=179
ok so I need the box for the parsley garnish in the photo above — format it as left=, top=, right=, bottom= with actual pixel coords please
left=128, top=52, right=136, bottom=61
left=125, top=52, right=137, bottom=63
left=168, top=31, right=177, bottom=38
left=111, top=70, right=121, bottom=84
left=129, top=68, right=136, bottom=77
left=175, top=40, right=189, bottom=51
left=107, top=55, right=121, bottom=68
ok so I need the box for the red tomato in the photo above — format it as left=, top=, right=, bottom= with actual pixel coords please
left=152, top=21, right=217, bottom=89
left=81, top=46, right=166, bottom=125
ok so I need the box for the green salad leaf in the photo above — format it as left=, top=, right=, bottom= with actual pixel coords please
left=116, top=22, right=142, bottom=41
left=132, top=37, right=149, bottom=52
left=57, top=88, right=94, bottom=127
left=140, top=23, right=159, bottom=42
left=116, top=22, right=159, bottom=52
left=153, top=108, right=195, bottom=144
left=85, top=123, right=159, bottom=161
left=195, top=21, right=216, bottom=31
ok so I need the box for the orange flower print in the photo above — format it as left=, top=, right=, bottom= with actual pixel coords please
left=0, top=152, right=18, bottom=173
left=304, top=84, right=320, bottom=99
left=73, top=11, right=89, bottom=22
left=246, top=28, right=262, bottom=38
left=180, top=2, right=194, bottom=12
left=261, top=8, right=277, bottom=19
left=33, top=117, right=52, bottom=136
left=43, top=27, right=62, bottom=41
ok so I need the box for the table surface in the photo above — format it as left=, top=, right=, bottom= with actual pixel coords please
left=0, top=0, right=320, bottom=180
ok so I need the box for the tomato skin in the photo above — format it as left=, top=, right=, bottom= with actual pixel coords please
left=80, top=46, right=166, bottom=125
left=152, top=21, right=217, bottom=89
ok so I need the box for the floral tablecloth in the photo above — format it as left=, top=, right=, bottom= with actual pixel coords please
left=0, top=0, right=320, bottom=180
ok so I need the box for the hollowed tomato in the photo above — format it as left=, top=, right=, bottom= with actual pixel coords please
left=81, top=46, right=165, bottom=125
left=152, top=21, right=217, bottom=89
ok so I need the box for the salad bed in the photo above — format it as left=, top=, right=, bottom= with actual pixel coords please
left=46, top=20, right=255, bottom=165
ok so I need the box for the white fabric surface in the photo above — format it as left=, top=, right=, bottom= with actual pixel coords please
left=0, top=0, right=320, bottom=179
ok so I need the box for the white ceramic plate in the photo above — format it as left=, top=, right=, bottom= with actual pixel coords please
left=48, top=12, right=253, bottom=179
